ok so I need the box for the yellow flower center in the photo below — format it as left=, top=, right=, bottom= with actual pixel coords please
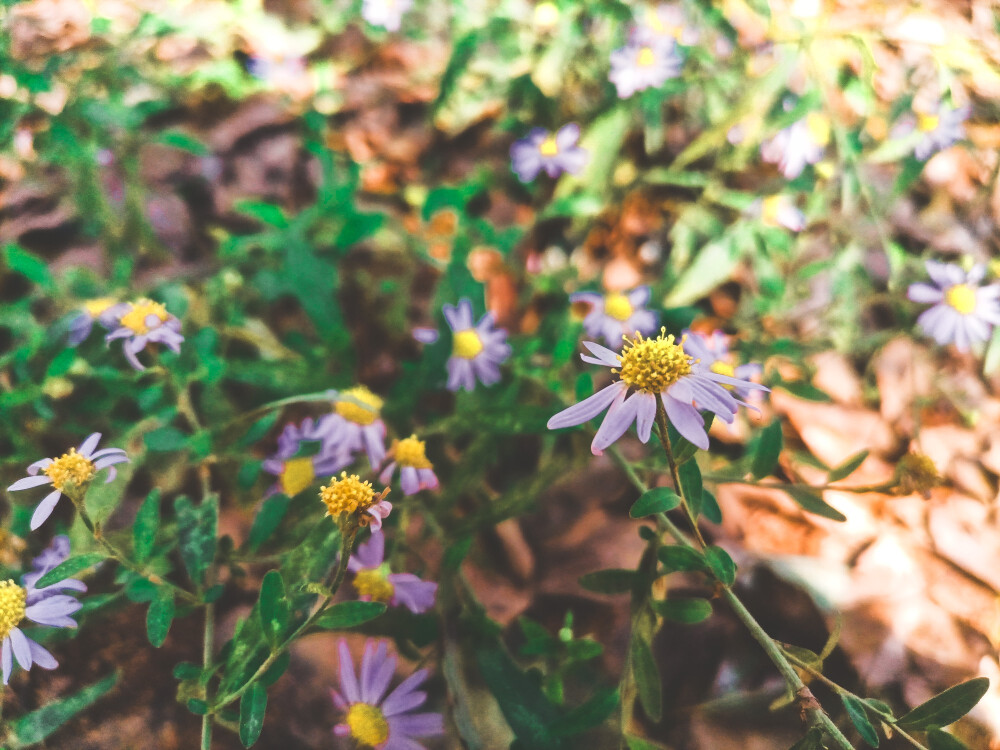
left=944, top=284, right=976, bottom=315
left=320, top=473, right=375, bottom=518
left=83, top=297, right=117, bottom=317
left=646, top=8, right=683, bottom=39
left=345, top=702, right=389, bottom=747
left=353, top=569, right=395, bottom=602
left=917, top=112, right=940, bottom=132
left=603, top=293, right=634, bottom=322
left=615, top=329, right=692, bottom=394
left=280, top=456, right=315, bottom=497
left=335, top=386, right=383, bottom=426
left=43, top=448, right=96, bottom=492
left=710, top=361, right=736, bottom=378
left=806, top=112, right=831, bottom=146
left=538, top=136, right=559, bottom=157
left=636, top=46, right=656, bottom=67
left=761, top=195, right=783, bottom=226
left=119, top=299, right=169, bottom=335
left=0, top=581, right=27, bottom=642
left=452, top=329, right=484, bottom=360
left=394, top=436, right=432, bottom=469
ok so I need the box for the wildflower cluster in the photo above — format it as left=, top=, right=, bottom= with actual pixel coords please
left=70, top=297, right=184, bottom=371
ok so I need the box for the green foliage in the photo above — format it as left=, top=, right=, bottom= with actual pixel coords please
left=841, top=694, right=879, bottom=747
left=239, top=683, right=268, bottom=748
left=175, top=495, right=218, bottom=588
left=7, top=673, right=117, bottom=748
left=629, top=487, right=681, bottom=518
left=896, top=678, right=990, bottom=731
left=36, top=553, right=106, bottom=589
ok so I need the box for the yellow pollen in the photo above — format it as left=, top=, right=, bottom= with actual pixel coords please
left=335, top=386, right=383, bottom=426
left=636, top=46, right=656, bottom=67
left=345, top=702, right=389, bottom=747
left=320, top=472, right=375, bottom=518
left=615, top=328, right=692, bottom=394
left=83, top=297, right=117, bottom=317
left=944, top=284, right=976, bottom=315
left=806, top=112, right=831, bottom=146
left=452, top=329, right=483, bottom=360
left=0, top=581, right=27, bottom=641
left=119, top=299, right=169, bottom=335
left=279, top=456, right=315, bottom=497
left=538, top=136, right=559, bottom=157
left=917, top=112, right=940, bottom=132
left=394, top=435, right=432, bottom=469
left=43, top=448, right=96, bottom=492
left=353, top=569, right=395, bottom=602
left=761, top=195, right=783, bottom=226
left=604, top=293, right=634, bottom=322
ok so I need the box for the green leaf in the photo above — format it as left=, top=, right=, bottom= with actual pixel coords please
left=133, top=489, right=160, bottom=563
left=45, top=349, right=76, bottom=378
left=827, top=450, right=869, bottom=482
left=629, top=487, right=681, bottom=518
left=314, top=601, right=388, bottom=630
left=701, top=489, right=722, bottom=524
left=155, top=129, right=210, bottom=156
left=678, top=460, right=703, bottom=518
left=578, top=568, right=635, bottom=594
left=443, top=535, right=473, bottom=570
left=705, top=546, right=736, bottom=586
left=751, top=420, right=784, bottom=479
left=841, top=694, right=879, bottom=747
left=788, top=728, right=826, bottom=750
left=239, top=682, right=267, bottom=747
left=7, top=673, right=117, bottom=747
left=657, top=545, right=706, bottom=573
left=476, top=644, right=563, bottom=749
left=175, top=495, right=218, bottom=587
left=625, top=736, right=668, bottom=750
left=783, top=486, right=847, bottom=522
left=36, top=552, right=106, bottom=589
left=897, top=678, right=990, bottom=730
left=239, top=412, right=281, bottom=448
left=927, top=729, right=972, bottom=750
left=173, top=662, right=202, bottom=680
left=653, top=597, right=713, bottom=624
left=248, top=493, right=289, bottom=552
left=548, top=686, right=619, bottom=737
left=146, top=590, right=175, bottom=648
left=3, top=244, right=52, bottom=288
left=663, top=236, right=741, bottom=307
left=631, top=636, right=662, bottom=722
left=187, top=699, right=208, bottom=715
left=144, top=426, right=189, bottom=452
left=258, top=570, right=288, bottom=647
left=234, top=200, right=289, bottom=228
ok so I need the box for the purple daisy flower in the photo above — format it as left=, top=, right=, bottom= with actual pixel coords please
left=444, top=299, right=511, bottom=392
left=0, top=535, right=86, bottom=684
left=332, top=639, right=443, bottom=749
left=7, top=433, right=129, bottom=530
left=907, top=260, right=1000, bottom=352
left=510, top=123, right=589, bottom=183
left=570, top=287, right=658, bottom=347
left=760, top=112, right=831, bottom=179
left=362, top=0, right=413, bottom=31
left=645, top=3, right=699, bottom=45
left=378, top=436, right=439, bottom=496
left=262, top=418, right=350, bottom=498
left=753, top=195, right=806, bottom=232
left=912, top=104, right=969, bottom=161
left=547, top=330, right=769, bottom=454
left=317, top=386, right=388, bottom=470
left=67, top=298, right=128, bottom=347
left=348, top=531, right=438, bottom=614
left=104, top=298, right=184, bottom=371
left=681, top=329, right=763, bottom=401
left=609, top=31, right=683, bottom=99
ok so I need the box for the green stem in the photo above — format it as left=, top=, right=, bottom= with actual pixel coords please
left=201, top=585, right=217, bottom=748
left=703, top=475, right=895, bottom=495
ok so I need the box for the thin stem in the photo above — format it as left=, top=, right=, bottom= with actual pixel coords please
left=201, top=591, right=217, bottom=748
left=652, top=402, right=708, bottom=550
left=703, top=475, right=895, bottom=495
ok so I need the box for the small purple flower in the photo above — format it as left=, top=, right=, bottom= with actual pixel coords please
left=7, top=433, right=129, bottom=530
left=609, top=31, right=683, bottom=99
left=104, top=298, right=183, bottom=371
left=753, top=195, right=806, bottom=232
left=348, top=531, right=438, bottom=614
left=0, top=535, right=86, bottom=684
left=510, top=123, right=589, bottom=183
left=262, top=418, right=350, bottom=498
left=547, top=330, right=768, bottom=453
left=682, top=330, right=762, bottom=401
left=317, top=386, right=387, bottom=470
left=907, top=260, right=1000, bottom=352
left=245, top=52, right=306, bottom=83
left=444, top=299, right=511, bottom=392
left=362, top=0, right=413, bottom=31
left=67, top=298, right=127, bottom=347
left=570, top=287, right=658, bottom=347
left=912, top=104, right=969, bottom=161
left=761, top=112, right=831, bottom=179
left=412, top=327, right=439, bottom=344
left=332, top=639, right=443, bottom=748
left=378, top=436, right=438, bottom=496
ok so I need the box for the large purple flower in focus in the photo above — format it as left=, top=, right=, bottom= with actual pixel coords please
left=348, top=531, right=437, bottom=614
left=510, top=123, right=588, bottom=183
left=908, top=260, right=1000, bottom=352
left=444, top=299, right=511, bottom=392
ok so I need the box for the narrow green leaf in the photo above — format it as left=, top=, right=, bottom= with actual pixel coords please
left=36, top=553, right=105, bottom=589
left=653, top=597, right=713, bottom=624
left=578, top=568, right=635, bottom=594
left=443, top=535, right=473, bottom=570
left=314, top=601, right=388, bottom=630
left=625, top=736, right=668, bottom=750
left=631, top=637, right=662, bottom=722
left=3, top=244, right=53, bottom=288
left=629, top=487, right=681, bottom=518
left=701, top=489, right=722, bottom=524
left=827, top=450, right=869, bottom=482
left=476, top=644, right=563, bottom=748
left=548, top=686, right=619, bottom=737
left=897, top=678, right=990, bottom=730
left=146, top=590, right=175, bottom=648
left=258, top=570, right=288, bottom=647
left=248, top=493, right=289, bottom=552
left=784, top=486, right=847, bottom=522
left=239, top=682, right=267, bottom=747
left=657, top=545, right=706, bottom=573
left=187, top=699, right=208, bottom=715
left=173, top=662, right=202, bottom=680
left=927, top=729, right=972, bottom=750
left=783, top=645, right=823, bottom=672
left=751, top=420, right=784, bottom=479
left=788, top=728, right=826, bottom=750
left=176, top=495, right=218, bottom=586
left=842, top=694, right=879, bottom=747
left=705, top=546, right=736, bottom=586
left=7, top=673, right=117, bottom=747
left=133, top=488, right=160, bottom=563
left=819, top=615, right=843, bottom=661
left=144, top=426, right=189, bottom=452
left=678, top=460, right=703, bottom=518
left=233, top=200, right=289, bottom=228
